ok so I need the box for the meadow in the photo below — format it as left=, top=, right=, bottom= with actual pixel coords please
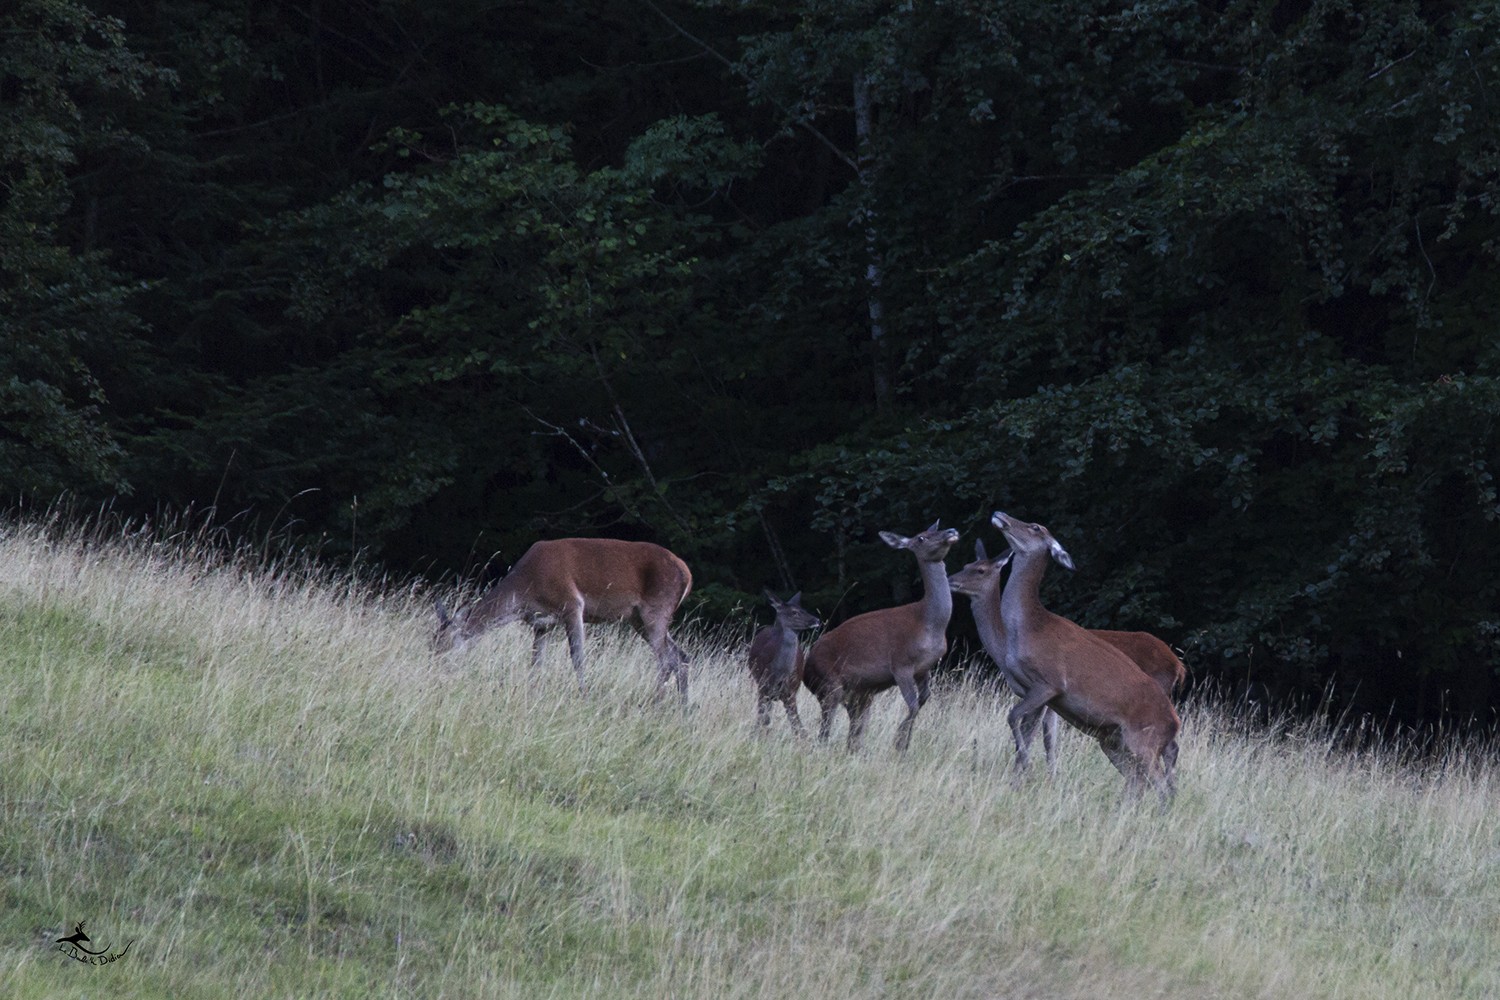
left=1, top=521, right=1496, bottom=998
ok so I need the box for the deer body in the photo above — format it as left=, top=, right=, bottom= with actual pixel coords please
left=948, top=543, right=1062, bottom=774
left=1086, top=629, right=1187, bottom=699
left=992, top=512, right=1180, bottom=804
left=949, top=541, right=1188, bottom=776
left=747, top=590, right=821, bottom=733
left=434, top=538, right=692, bottom=696
left=803, top=522, right=959, bottom=752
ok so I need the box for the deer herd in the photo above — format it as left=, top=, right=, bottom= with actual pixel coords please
left=433, top=512, right=1185, bottom=805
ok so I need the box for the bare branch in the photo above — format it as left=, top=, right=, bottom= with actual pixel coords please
left=1367, top=51, right=1416, bottom=82
left=525, top=407, right=651, bottom=526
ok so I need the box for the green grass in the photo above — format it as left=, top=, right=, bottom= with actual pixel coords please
left=1, top=522, right=1496, bottom=998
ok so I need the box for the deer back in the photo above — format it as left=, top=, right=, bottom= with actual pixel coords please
left=488, top=538, right=692, bottom=622
left=806, top=601, right=943, bottom=689
left=1090, top=629, right=1187, bottom=697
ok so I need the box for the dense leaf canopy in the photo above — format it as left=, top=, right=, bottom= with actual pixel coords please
left=4, top=0, right=1498, bottom=729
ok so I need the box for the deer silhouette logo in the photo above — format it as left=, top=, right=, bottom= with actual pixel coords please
left=56, top=922, right=103, bottom=954
left=55, top=920, right=133, bottom=965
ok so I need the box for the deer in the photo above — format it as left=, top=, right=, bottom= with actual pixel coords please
left=948, top=538, right=1188, bottom=777
left=802, top=521, right=960, bottom=752
left=988, top=511, right=1180, bottom=805
left=746, top=590, right=821, bottom=734
left=433, top=537, right=693, bottom=698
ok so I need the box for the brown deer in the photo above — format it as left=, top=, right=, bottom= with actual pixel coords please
left=948, top=539, right=1188, bottom=776
left=803, top=521, right=960, bottom=752
left=989, top=511, right=1179, bottom=804
left=746, top=590, right=821, bottom=733
left=433, top=538, right=693, bottom=697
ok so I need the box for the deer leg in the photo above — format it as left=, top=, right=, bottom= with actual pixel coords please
left=845, top=691, right=875, bottom=753
left=530, top=626, right=551, bottom=672
left=780, top=683, right=806, bottom=736
left=1099, top=729, right=1159, bottom=804
left=654, top=634, right=686, bottom=696
left=638, top=614, right=670, bottom=688
left=755, top=693, right=774, bottom=730
left=893, top=673, right=923, bottom=752
left=669, top=639, right=689, bottom=700
left=642, top=615, right=689, bottom=701
left=1120, top=727, right=1176, bottom=808
left=1040, top=707, right=1061, bottom=780
left=1161, top=738, right=1179, bottom=804
left=1151, top=753, right=1176, bottom=809
left=816, top=684, right=841, bottom=742
left=1007, top=684, right=1059, bottom=781
left=1097, top=729, right=1135, bottom=780
left=562, top=605, right=588, bottom=692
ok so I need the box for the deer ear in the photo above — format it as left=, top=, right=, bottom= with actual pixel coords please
left=1049, top=540, right=1075, bottom=570
left=878, top=531, right=909, bottom=549
left=974, top=538, right=988, bottom=562
left=994, top=549, right=1013, bottom=570
left=788, top=591, right=803, bottom=606
left=762, top=588, right=782, bottom=607
left=927, top=519, right=941, bottom=532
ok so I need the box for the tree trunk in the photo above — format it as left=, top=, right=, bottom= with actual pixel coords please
left=853, top=71, right=889, bottom=410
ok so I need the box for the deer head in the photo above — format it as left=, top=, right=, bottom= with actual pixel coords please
left=991, top=511, right=1075, bottom=570
left=878, top=519, right=960, bottom=562
left=947, top=538, right=1012, bottom=597
left=765, top=590, right=821, bottom=631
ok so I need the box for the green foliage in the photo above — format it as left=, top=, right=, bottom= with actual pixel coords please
left=195, top=102, right=763, bottom=564
left=0, top=0, right=169, bottom=494
left=2, top=0, right=1498, bottom=725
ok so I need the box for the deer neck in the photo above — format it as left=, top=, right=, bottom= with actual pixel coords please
left=771, top=623, right=800, bottom=669
left=999, top=548, right=1049, bottom=637
left=916, top=557, right=954, bottom=635
left=467, top=580, right=526, bottom=636
left=967, top=585, right=1009, bottom=664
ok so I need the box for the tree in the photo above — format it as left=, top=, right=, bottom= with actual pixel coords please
left=783, top=0, right=1500, bottom=723
left=0, top=0, right=168, bottom=495
left=7, top=0, right=1498, bottom=727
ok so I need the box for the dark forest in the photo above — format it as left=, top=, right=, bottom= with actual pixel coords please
left=5, top=0, right=1499, bottom=731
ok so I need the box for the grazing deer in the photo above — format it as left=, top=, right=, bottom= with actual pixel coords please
left=990, top=512, right=1179, bottom=804
left=434, top=538, right=693, bottom=697
left=747, top=590, right=821, bottom=734
left=948, top=539, right=1188, bottom=776
left=803, top=521, right=960, bottom=752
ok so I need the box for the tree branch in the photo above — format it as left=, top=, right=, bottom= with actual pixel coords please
left=590, top=349, right=693, bottom=535
left=636, top=0, right=859, bottom=174
left=525, top=407, right=651, bottom=527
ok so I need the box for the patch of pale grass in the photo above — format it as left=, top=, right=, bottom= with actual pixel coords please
left=0, top=521, right=1496, bottom=998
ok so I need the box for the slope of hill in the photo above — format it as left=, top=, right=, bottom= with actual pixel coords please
left=1, top=523, right=1495, bottom=998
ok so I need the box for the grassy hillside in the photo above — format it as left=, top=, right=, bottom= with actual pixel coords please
left=1, top=523, right=1496, bottom=999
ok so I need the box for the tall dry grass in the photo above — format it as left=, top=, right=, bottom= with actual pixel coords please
left=0, top=519, right=1495, bottom=999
